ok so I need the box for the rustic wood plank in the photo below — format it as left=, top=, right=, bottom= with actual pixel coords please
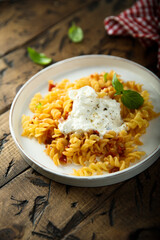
left=0, top=110, right=29, bottom=188
left=65, top=163, right=160, bottom=240
left=0, top=168, right=51, bottom=239
left=30, top=161, right=160, bottom=240
left=0, top=0, right=93, bottom=56
left=0, top=165, right=122, bottom=239
left=97, top=36, right=158, bottom=75
left=0, top=160, right=159, bottom=240
left=0, top=0, right=157, bottom=115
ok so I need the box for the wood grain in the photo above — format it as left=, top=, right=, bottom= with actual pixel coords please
left=0, top=110, right=29, bottom=188
left=0, top=0, right=160, bottom=239
left=0, top=161, right=160, bottom=240
left=0, top=0, right=94, bottom=56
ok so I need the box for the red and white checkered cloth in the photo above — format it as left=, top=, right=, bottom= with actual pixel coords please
left=104, top=0, right=160, bottom=70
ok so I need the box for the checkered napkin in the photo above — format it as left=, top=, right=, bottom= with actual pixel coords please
left=104, top=0, right=160, bottom=70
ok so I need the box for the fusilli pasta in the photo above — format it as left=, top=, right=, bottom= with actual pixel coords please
left=21, top=71, right=159, bottom=176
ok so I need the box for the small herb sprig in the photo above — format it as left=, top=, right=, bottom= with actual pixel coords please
left=104, top=73, right=108, bottom=82
left=68, top=22, right=84, bottom=43
left=27, top=47, right=52, bottom=66
left=112, top=73, right=144, bottom=109
left=36, top=102, right=42, bottom=109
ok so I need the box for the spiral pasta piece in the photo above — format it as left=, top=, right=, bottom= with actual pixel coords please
left=29, top=93, right=43, bottom=113
left=73, top=161, right=110, bottom=176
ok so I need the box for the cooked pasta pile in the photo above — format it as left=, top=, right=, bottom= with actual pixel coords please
left=22, top=71, right=159, bottom=176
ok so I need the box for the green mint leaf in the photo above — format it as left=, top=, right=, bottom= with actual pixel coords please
left=104, top=73, right=108, bottom=82
left=36, top=102, right=42, bottom=109
left=121, top=90, right=144, bottom=109
left=112, top=73, right=124, bottom=94
left=27, top=47, right=52, bottom=66
left=68, top=22, right=84, bottom=43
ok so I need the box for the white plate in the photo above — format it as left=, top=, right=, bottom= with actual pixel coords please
left=9, top=55, right=160, bottom=187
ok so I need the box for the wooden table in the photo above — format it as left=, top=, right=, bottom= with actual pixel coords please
left=0, top=0, right=160, bottom=239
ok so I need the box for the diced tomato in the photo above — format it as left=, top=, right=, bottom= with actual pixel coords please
left=44, top=129, right=53, bottom=144
left=48, top=82, right=56, bottom=91
left=117, top=145, right=125, bottom=155
left=64, top=112, right=69, bottom=120
left=44, top=138, right=53, bottom=145
left=59, top=155, right=67, bottom=163
left=109, top=167, right=119, bottom=173
left=93, top=130, right=99, bottom=135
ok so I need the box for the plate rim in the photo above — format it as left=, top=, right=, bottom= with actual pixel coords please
left=9, top=54, right=160, bottom=183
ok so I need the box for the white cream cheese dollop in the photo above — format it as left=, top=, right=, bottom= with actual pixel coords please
left=58, top=86, right=126, bottom=137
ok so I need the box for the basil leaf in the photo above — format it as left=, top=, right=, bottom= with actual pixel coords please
left=114, top=91, right=122, bottom=96
left=104, top=73, right=108, bottom=82
left=121, top=90, right=144, bottom=109
left=112, top=73, right=124, bottom=94
left=27, top=47, right=52, bottom=65
left=68, top=22, right=84, bottom=43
